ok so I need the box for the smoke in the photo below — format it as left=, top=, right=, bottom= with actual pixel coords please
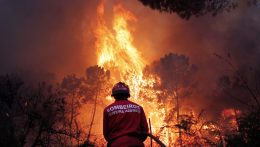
left=0, top=0, right=99, bottom=80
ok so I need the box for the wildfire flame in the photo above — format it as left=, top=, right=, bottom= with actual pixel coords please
left=96, top=0, right=145, bottom=99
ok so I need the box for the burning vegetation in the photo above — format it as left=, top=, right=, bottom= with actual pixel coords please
left=0, top=0, right=260, bottom=147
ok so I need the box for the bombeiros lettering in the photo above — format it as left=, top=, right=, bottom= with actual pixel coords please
left=107, top=104, right=141, bottom=116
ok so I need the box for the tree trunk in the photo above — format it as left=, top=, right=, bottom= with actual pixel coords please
left=175, top=90, right=182, bottom=147
left=70, top=93, right=75, bottom=146
left=31, top=122, right=43, bottom=147
left=87, top=88, right=99, bottom=143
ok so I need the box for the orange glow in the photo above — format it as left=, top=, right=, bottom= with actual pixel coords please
left=222, top=108, right=241, bottom=119
left=221, top=108, right=241, bottom=130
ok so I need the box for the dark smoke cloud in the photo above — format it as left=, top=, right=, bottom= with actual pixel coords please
left=0, top=0, right=99, bottom=80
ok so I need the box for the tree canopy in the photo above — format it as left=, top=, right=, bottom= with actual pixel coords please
left=138, top=0, right=256, bottom=19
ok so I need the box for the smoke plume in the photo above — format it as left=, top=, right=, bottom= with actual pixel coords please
left=0, top=0, right=99, bottom=80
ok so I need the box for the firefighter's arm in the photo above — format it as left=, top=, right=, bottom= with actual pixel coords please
left=103, top=109, right=109, bottom=141
left=139, top=107, right=149, bottom=141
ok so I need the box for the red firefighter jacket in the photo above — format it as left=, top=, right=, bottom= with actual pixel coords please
left=103, top=99, right=148, bottom=147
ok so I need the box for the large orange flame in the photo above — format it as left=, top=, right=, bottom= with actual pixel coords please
left=96, top=0, right=145, bottom=99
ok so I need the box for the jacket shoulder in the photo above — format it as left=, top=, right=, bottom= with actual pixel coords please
left=104, top=103, right=114, bottom=112
left=127, top=100, right=143, bottom=108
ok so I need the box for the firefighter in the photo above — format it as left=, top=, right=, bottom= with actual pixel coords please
left=103, top=82, right=148, bottom=147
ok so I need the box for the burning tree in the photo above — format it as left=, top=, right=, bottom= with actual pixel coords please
left=144, top=53, right=198, bottom=146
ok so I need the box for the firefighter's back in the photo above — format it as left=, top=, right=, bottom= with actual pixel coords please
left=103, top=82, right=148, bottom=147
